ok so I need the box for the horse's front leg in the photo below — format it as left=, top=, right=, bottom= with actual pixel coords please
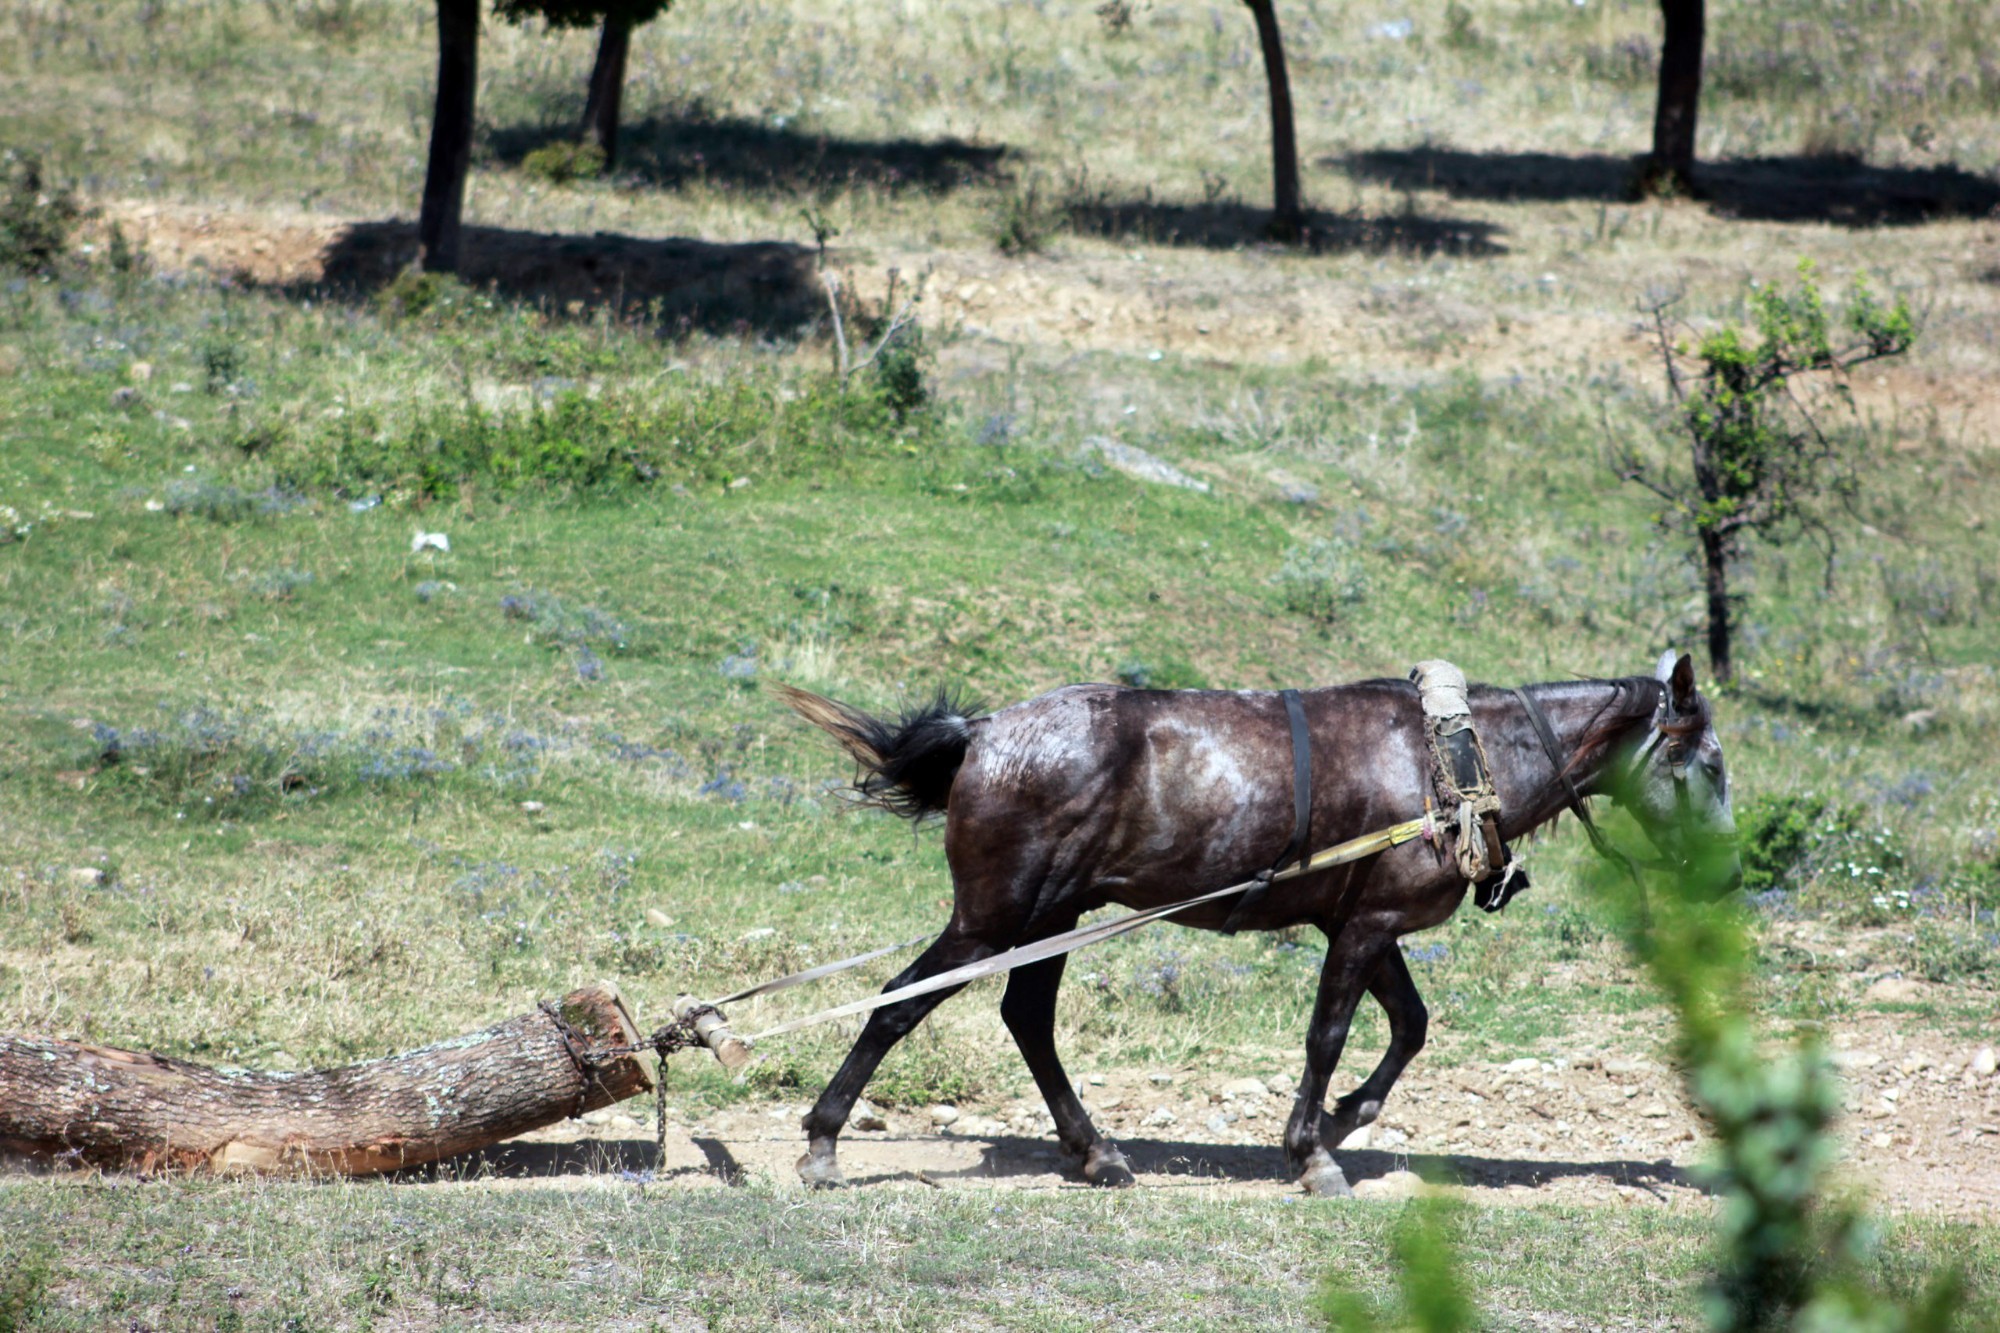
left=1282, top=931, right=1387, bottom=1197
left=1322, top=945, right=1428, bottom=1149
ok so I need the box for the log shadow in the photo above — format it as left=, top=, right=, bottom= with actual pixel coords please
left=1064, top=199, right=1506, bottom=256
left=1337, top=148, right=2000, bottom=227
left=410, top=1137, right=661, bottom=1181
left=411, top=1135, right=750, bottom=1186
left=282, top=220, right=821, bottom=337
left=488, top=110, right=1008, bottom=196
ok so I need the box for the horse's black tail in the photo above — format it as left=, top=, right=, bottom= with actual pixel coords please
left=776, top=683, right=983, bottom=822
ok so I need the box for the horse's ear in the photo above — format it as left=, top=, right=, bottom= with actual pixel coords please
left=1654, top=650, right=1680, bottom=683
left=1669, top=653, right=1698, bottom=712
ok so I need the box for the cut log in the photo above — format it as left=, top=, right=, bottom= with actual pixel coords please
left=0, top=982, right=652, bottom=1176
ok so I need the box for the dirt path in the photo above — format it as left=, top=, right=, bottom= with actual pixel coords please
left=434, top=1015, right=1999, bottom=1218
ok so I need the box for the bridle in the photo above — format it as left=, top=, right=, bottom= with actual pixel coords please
left=1512, top=683, right=1714, bottom=885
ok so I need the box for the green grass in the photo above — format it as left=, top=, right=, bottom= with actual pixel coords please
left=3, top=1178, right=1996, bottom=1330
left=3, top=263, right=1995, bottom=1090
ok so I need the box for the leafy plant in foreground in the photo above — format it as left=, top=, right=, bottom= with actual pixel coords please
left=1322, top=817, right=1976, bottom=1332
left=1616, top=264, right=1916, bottom=683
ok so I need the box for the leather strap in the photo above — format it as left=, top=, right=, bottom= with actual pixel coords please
left=1511, top=686, right=1645, bottom=887
left=1222, top=688, right=1312, bottom=934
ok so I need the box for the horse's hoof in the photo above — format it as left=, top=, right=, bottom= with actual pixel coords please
left=796, top=1151, right=846, bottom=1190
left=1083, top=1143, right=1136, bottom=1189
left=1299, top=1157, right=1353, bottom=1198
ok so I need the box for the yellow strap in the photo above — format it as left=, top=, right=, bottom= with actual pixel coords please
left=1280, top=816, right=1430, bottom=880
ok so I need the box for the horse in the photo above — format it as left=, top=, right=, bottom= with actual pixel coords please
left=778, top=650, right=1740, bottom=1195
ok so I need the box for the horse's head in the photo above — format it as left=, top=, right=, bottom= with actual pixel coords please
left=1615, top=651, right=1741, bottom=898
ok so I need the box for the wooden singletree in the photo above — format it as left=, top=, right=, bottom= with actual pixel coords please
left=496, top=0, right=676, bottom=167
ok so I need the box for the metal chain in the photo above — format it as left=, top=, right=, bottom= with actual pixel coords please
left=538, top=1001, right=720, bottom=1166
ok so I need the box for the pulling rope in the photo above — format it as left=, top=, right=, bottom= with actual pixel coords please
left=740, top=813, right=1431, bottom=1042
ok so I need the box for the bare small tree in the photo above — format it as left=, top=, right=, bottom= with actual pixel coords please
left=1616, top=265, right=1916, bottom=683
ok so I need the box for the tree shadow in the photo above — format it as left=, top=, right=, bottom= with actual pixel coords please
left=488, top=110, right=1008, bottom=196
left=1064, top=198, right=1506, bottom=256
left=286, top=220, right=822, bottom=336
left=1337, top=148, right=2000, bottom=227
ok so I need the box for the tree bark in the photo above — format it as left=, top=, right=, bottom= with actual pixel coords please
left=418, top=0, right=481, bottom=273
left=581, top=14, right=634, bottom=167
left=1644, top=0, right=1704, bottom=194
left=0, top=983, right=652, bottom=1176
left=1241, top=0, right=1304, bottom=239
left=1700, top=526, right=1733, bottom=684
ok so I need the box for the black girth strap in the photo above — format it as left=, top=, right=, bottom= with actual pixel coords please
left=1222, top=688, right=1313, bottom=935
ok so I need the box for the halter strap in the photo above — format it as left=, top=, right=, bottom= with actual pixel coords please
left=1511, top=687, right=1646, bottom=889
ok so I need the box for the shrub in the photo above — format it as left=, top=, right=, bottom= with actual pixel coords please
left=1277, top=535, right=1370, bottom=621
left=374, top=268, right=487, bottom=324
left=1737, top=793, right=1828, bottom=895
left=991, top=174, right=1057, bottom=256
left=521, top=139, right=607, bottom=186
left=872, top=323, right=929, bottom=419
left=0, top=149, right=89, bottom=276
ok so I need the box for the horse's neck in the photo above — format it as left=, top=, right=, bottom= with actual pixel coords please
left=1494, top=679, right=1657, bottom=836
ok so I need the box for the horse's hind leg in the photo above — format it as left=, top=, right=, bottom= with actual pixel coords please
left=1000, top=950, right=1134, bottom=1187
left=1281, top=933, right=1386, bottom=1197
left=1322, top=947, right=1428, bottom=1150
left=797, top=927, right=995, bottom=1188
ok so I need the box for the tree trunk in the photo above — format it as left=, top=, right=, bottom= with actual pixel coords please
left=0, top=984, right=652, bottom=1176
left=1700, top=527, right=1733, bottom=684
left=1241, top=0, right=1304, bottom=239
left=581, top=15, right=634, bottom=167
left=418, top=0, right=480, bottom=273
left=1644, top=0, right=1704, bottom=194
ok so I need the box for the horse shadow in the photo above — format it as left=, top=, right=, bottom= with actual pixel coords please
left=281, top=220, right=822, bottom=336
left=825, top=1133, right=1704, bottom=1196
left=1336, top=147, right=2000, bottom=227
left=1063, top=198, right=1507, bottom=256
left=487, top=110, right=1009, bottom=197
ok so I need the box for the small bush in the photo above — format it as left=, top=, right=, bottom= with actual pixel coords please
left=0, top=149, right=90, bottom=276
left=1277, top=535, right=1370, bottom=621
left=1908, top=920, right=1997, bottom=985
left=1737, top=793, right=1828, bottom=896
left=199, top=336, right=245, bottom=393
left=991, top=175, right=1057, bottom=256
left=374, top=269, right=486, bottom=324
left=521, top=140, right=607, bottom=186
left=873, top=324, right=929, bottom=419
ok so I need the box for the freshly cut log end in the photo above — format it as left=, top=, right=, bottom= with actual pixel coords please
left=0, top=982, right=654, bottom=1177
